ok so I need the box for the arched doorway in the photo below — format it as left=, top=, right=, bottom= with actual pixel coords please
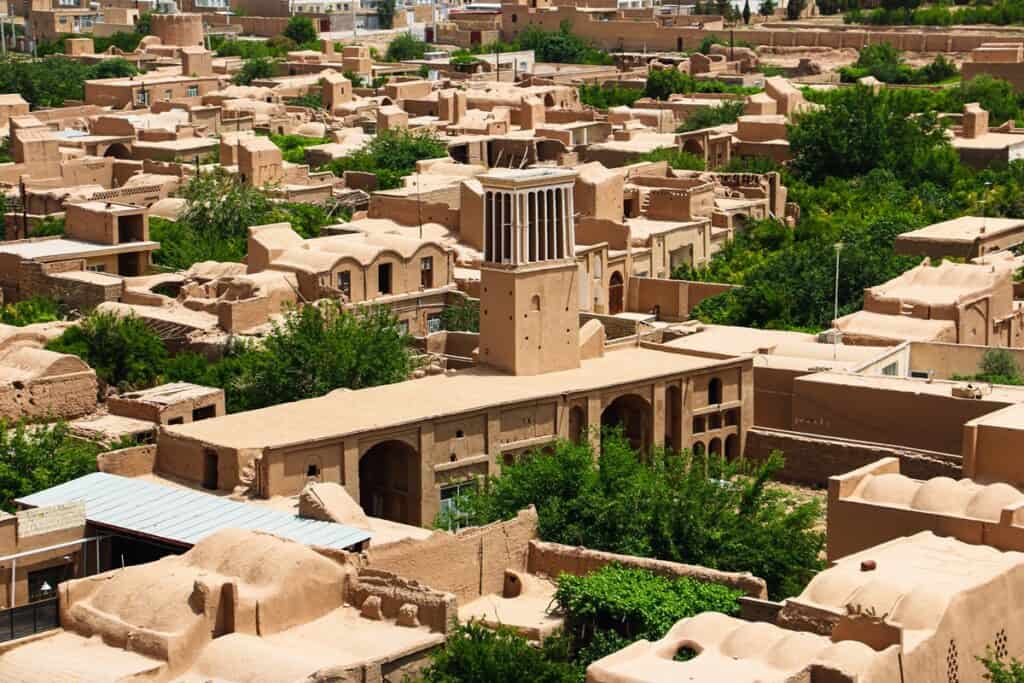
left=103, top=143, right=131, bottom=159
left=569, top=405, right=586, bottom=444
left=725, top=434, right=739, bottom=459
left=602, top=393, right=652, bottom=453
left=666, top=385, right=682, bottom=452
left=709, top=437, right=722, bottom=457
left=609, top=271, right=624, bottom=315
left=359, top=440, right=421, bottom=525
left=682, top=138, right=704, bottom=159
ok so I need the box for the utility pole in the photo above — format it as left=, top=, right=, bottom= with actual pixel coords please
left=833, top=241, right=843, bottom=361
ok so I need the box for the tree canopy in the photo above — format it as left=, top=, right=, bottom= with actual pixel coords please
left=47, top=311, right=167, bottom=391
left=326, top=129, right=448, bottom=190
left=0, top=421, right=100, bottom=512
left=283, top=15, right=317, bottom=45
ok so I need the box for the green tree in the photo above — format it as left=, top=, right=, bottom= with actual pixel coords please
left=89, top=57, right=139, bottom=79
left=385, top=32, right=427, bottom=62
left=677, top=100, right=745, bottom=132
left=457, top=432, right=824, bottom=599
left=283, top=15, right=317, bottom=45
left=166, top=303, right=412, bottom=412
left=0, top=55, right=94, bottom=108
left=136, top=11, right=152, bottom=35
left=377, top=0, right=397, bottom=29
left=0, top=421, right=100, bottom=512
left=786, top=0, right=807, bottom=18
left=743, top=0, right=752, bottom=23
left=233, top=57, right=276, bottom=85
left=441, top=297, right=480, bottom=332
left=636, top=147, right=705, bottom=170
left=578, top=84, right=642, bottom=109
left=759, top=0, right=776, bottom=15
left=47, top=311, right=167, bottom=391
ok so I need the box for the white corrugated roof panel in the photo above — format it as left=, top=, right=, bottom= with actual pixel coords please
left=16, top=472, right=371, bottom=551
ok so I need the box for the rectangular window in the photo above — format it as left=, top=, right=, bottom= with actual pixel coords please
left=87, top=264, right=106, bottom=273
left=420, top=256, right=433, bottom=289
left=439, top=481, right=476, bottom=531
left=397, top=319, right=409, bottom=335
left=136, top=90, right=149, bottom=106
left=164, top=89, right=173, bottom=101
left=378, top=262, right=392, bottom=295
left=427, top=313, right=442, bottom=334
left=337, top=270, right=351, bottom=298
left=187, top=85, right=199, bottom=97
left=882, top=362, right=899, bottom=376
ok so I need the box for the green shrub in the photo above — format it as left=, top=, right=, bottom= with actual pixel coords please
left=677, top=100, right=745, bottom=132
left=578, top=84, right=642, bottom=109
left=283, top=16, right=317, bottom=45
left=979, top=648, right=1024, bottom=682
left=268, top=133, right=330, bottom=163
left=0, top=297, right=62, bottom=326
left=47, top=311, right=167, bottom=391
left=554, top=565, right=742, bottom=667
left=385, top=33, right=428, bottom=62
left=326, top=129, right=447, bottom=190
left=441, top=297, right=480, bottom=332
left=233, top=57, right=276, bottom=85
left=636, top=147, right=705, bottom=170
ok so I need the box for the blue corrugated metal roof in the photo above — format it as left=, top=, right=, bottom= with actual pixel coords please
left=16, top=472, right=372, bottom=551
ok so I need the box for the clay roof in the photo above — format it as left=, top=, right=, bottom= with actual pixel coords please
left=898, top=216, right=1024, bottom=244
left=868, top=260, right=1002, bottom=306
left=118, top=382, right=222, bottom=406
left=795, top=370, right=1024, bottom=403
left=587, top=611, right=887, bottom=683
left=850, top=471, right=1024, bottom=522
left=165, top=346, right=740, bottom=451
left=792, top=531, right=1024, bottom=631
left=0, top=346, right=90, bottom=382
left=834, top=310, right=956, bottom=343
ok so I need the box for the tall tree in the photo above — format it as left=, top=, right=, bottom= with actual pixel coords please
left=743, top=0, right=753, bottom=23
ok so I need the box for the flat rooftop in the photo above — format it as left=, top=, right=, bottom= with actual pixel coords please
left=797, top=370, right=1024, bottom=404
left=17, top=472, right=372, bottom=550
left=164, top=345, right=739, bottom=450
left=0, top=238, right=159, bottom=261
left=118, top=381, right=222, bottom=405
left=898, top=216, right=1024, bottom=244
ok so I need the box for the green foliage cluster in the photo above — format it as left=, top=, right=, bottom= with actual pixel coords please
left=419, top=622, right=580, bottom=683
left=212, top=36, right=291, bottom=59
left=36, top=31, right=145, bottom=57
left=268, top=133, right=331, bottom=163
left=643, top=68, right=759, bottom=100
left=981, top=649, right=1024, bottom=682
left=285, top=92, right=325, bottom=110
left=453, top=433, right=824, bottom=599
left=165, top=303, right=413, bottom=413
left=516, top=23, right=613, bottom=65
left=677, top=100, right=746, bottom=132
left=440, top=297, right=480, bottom=332
left=283, top=16, right=317, bottom=45
left=839, top=44, right=958, bottom=84
left=0, top=136, right=10, bottom=163
left=0, top=297, right=62, bottom=327
left=0, top=55, right=140, bottom=108
left=385, top=32, right=428, bottom=61
left=845, top=0, right=1024, bottom=26
left=0, top=421, right=99, bottom=512
left=232, top=56, right=276, bottom=85
left=952, top=348, right=1024, bottom=385
left=148, top=169, right=332, bottom=269
left=554, top=565, right=741, bottom=667
left=377, top=0, right=397, bottom=30
left=326, top=129, right=448, bottom=190
left=30, top=216, right=66, bottom=238
left=47, top=311, right=167, bottom=391
left=635, top=147, right=706, bottom=170
left=578, top=84, right=643, bottom=110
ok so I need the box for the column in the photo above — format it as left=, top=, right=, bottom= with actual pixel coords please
left=566, top=185, right=576, bottom=254
left=538, top=188, right=546, bottom=260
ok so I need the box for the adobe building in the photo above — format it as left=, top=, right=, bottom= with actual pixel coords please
left=149, top=12, right=205, bottom=48
left=962, top=42, right=1024, bottom=92
left=834, top=259, right=1024, bottom=347
left=950, top=101, right=1024, bottom=168
left=827, top=457, right=1024, bottom=561
left=84, top=74, right=220, bottom=109
left=895, top=216, right=1024, bottom=260
left=153, top=169, right=755, bottom=527
left=107, top=382, right=225, bottom=426
left=0, top=343, right=98, bottom=423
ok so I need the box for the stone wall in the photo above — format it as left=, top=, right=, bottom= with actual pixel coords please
left=348, top=568, right=458, bottom=634
left=527, top=540, right=767, bottom=599
left=17, top=261, right=123, bottom=309
left=745, top=427, right=962, bottom=486
left=362, top=507, right=538, bottom=604
left=0, top=372, right=97, bottom=422
left=97, top=444, right=157, bottom=477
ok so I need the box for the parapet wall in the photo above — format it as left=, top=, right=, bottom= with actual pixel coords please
left=745, top=427, right=962, bottom=486
left=362, top=507, right=538, bottom=604
left=0, top=370, right=97, bottom=422
left=96, top=444, right=157, bottom=477
left=527, top=540, right=767, bottom=599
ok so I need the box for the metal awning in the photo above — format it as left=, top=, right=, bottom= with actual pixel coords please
left=16, top=472, right=371, bottom=551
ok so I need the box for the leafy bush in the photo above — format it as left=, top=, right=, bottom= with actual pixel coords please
left=385, top=33, right=428, bottom=62
left=456, top=432, right=824, bottom=599
left=516, top=22, right=612, bottom=65
left=377, top=0, right=397, bottom=29
left=953, top=348, right=1024, bottom=385
left=578, top=84, right=643, bottom=110
left=89, top=57, right=139, bottom=79
left=554, top=565, right=741, bottom=667
left=838, top=44, right=958, bottom=84
left=283, top=15, right=317, bottom=45
left=677, top=100, right=745, bottom=132
left=0, top=297, right=62, bottom=326
left=419, top=622, right=580, bottom=683
left=0, top=55, right=124, bottom=108
left=0, top=421, right=100, bottom=512
left=326, top=129, right=447, bottom=190
left=233, top=57, right=276, bottom=85
left=268, top=133, right=330, bottom=163
left=47, top=311, right=167, bottom=391
left=980, top=648, right=1024, bottom=682
left=845, top=0, right=1024, bottom=26
left=643, top=69, right=758, bottom=100
left=286, top=92, right=325, bottom=110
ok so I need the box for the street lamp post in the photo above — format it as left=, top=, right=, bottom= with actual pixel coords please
left=833, top=241, right=844, bottom=360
